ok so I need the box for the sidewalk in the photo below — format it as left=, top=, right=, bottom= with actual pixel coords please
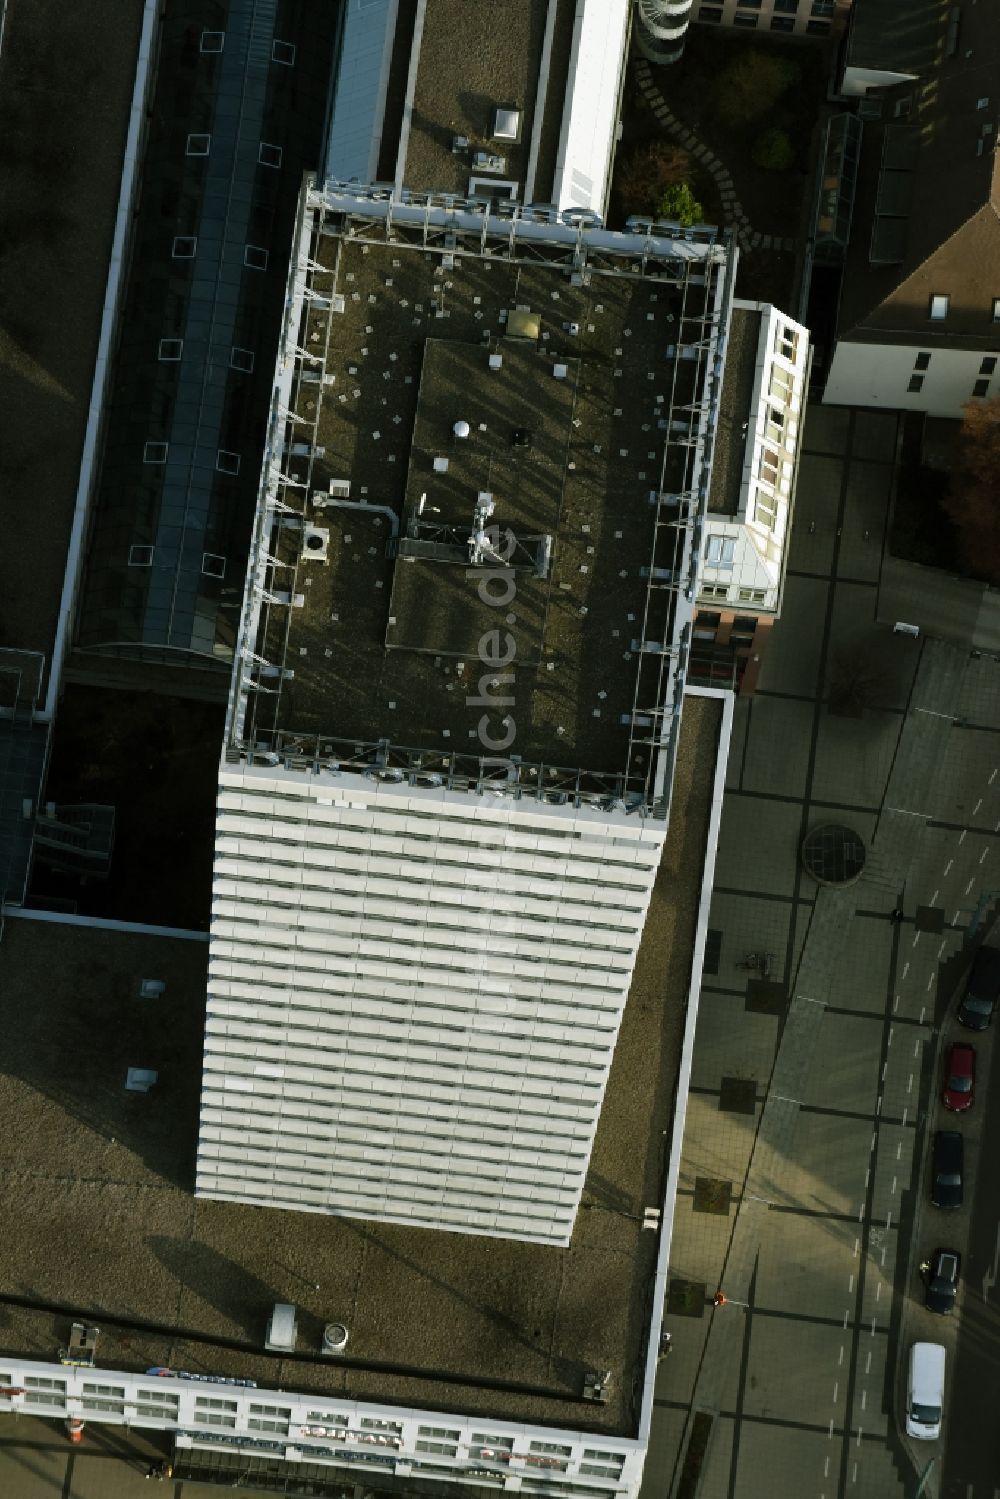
left=643, top=403, right=1000, bottom=1499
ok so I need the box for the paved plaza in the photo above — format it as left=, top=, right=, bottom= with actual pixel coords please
left=646, top=404, right=1000, bottom=1499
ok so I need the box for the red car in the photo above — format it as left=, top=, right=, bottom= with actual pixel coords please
left=942, top=1043, right=976, bottom=1113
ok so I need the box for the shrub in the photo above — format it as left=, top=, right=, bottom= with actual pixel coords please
left=615, top=140, right=695, bottom=217
left=752, top=126, right=795, bottom=171
left=713, top=51, right=800, bottom=129
left=656, top=182, right=705, bottom=228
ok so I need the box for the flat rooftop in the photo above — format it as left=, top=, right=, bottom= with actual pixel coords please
left=0, top=695, right=718, bottom=1433
left=0, top=0, right=144, bottom=671
left=242, top=196, right=728, bottom=807
left=397, top=0, right=576, bottom=201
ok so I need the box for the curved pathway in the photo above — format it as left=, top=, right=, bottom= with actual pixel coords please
left=634, top=59, right=797, bottom=255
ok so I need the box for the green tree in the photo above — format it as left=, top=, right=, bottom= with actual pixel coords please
left=713, top=51, right=800, bottom=129
left=752, top=126, right=795, bottom=172
left=656, top=182, right=705, bottom=228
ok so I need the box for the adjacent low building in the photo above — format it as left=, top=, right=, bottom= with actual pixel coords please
left=825, top=0, right=1000, bottom=417
left=690, top=301, right=810, bottom=694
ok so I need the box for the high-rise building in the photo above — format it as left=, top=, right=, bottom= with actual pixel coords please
left=195, top=182, right=737, bottom=1244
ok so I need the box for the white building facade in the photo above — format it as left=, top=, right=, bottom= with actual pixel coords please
left=699, top=302, right=810, bottom=617
left=197, top=763, right=663, bottom=1245
left=823, top=339, right=1000, bottom=420
left=0, top=1360, right=645, bottom=1495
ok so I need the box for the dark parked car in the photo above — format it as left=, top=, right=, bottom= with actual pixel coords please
left=942, top=1042, right=976, bottom=1112
left=931, top=1131, right=963, bottom=1209
left=958, top=944, right=1000, bottom=1030
left=923, top=1247, right=961, bottom=1314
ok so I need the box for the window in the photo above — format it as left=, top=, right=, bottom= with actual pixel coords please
left=771, top=15, right=794, bottom=28
left=806, top=17, right=830, bottom=31
left=737, top=0, right=762, bottom=7
left=696, top=611, right=722, bottom=627
left=705, top=535, right=736, bottom=568
left=186, top=133, right=210, bottom=156
left=733, top=615, right=758, bottom=630
left=981, top=357, right=997, bottom=375
left=258, top=142, right=283, bottom=168
left=770, top=365, right=794, bottom=401
left=811, top=0, right=834, bottom=12
left=129, top=544, right=154, bottom=567
left=914, top=351, right=931, bottom=371
left=470, top=1436, right=513, bottom=1459
left=216, top=450, right=241, bottom=475
left=756, top=492, right=779, bottom=529
left=977, top=97, right=991, bottom=110
left=993, top=299, right=1000, bottom=322
left=893, top=95, right=912, bottom=119
left=158, top=338, right=183, bottom=361
left=272, top=38, right=296, bottom=64
left=758, top=449, right=780, bottom=488
left=230, top=346, right=255, bottom=372
left=202, top=552, right=227, bottom=577
left=929, top=294, right=950, bottom=320
left=244, top=244, right=269, bottom=270
left=419, top=1427, right=462, bottom=1441
left=907, top=374, right=924, bottom=393
left=417, top=1439, right=460, bottom=1455
left=733, top=11, right=759, bottom=23
left=200, top=29, right=224, bottom=52
left=172, top=236, right=197, bottom=258
left=774, top=0, right=798, bottom=11
left=737, top=593, right=766, bottom=607
left=699, top=5, right=722, bottom=17
left=778, top=327, right=798, bottom=362
left=143, top=441, right=168, bottom=464
left=974, top=378, right=991, bottom=397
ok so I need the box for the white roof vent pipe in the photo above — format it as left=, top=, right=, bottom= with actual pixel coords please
left=453, top=419, right=471, bottom=439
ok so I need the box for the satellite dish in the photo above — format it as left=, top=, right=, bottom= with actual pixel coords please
left=453, top=419, right=470, bottom=439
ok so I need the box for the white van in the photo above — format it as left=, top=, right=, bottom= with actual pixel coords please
left=906, top=1342, right=945, bottom=1440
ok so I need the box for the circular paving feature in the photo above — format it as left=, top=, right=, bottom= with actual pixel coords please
left=801, top=823, right=867, bottom=887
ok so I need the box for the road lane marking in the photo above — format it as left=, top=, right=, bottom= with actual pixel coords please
left=943, top=859, right=954, bottom=876
left=891, top=1175, right=897, bottom=1195
left=865, top=1351, right=871, bottom=1374
left=861, top=1390, right=867, bottom=1411
left=914, top=1038, right=922, bottom=1057
left=927, top=973, right=935, bottom=990
left=912, top=932, right=921, bottom=947
left=901, top=962, right=910, bottom=980
left=990, top=769, right=997, bottom=785
left=907, top=1072, right=914, bottom=1093
left=959, top=829, right=967, bottom=844
left=982, top=1220, right=1000, bottom=1301
left=975, top=798, right=983, bottom=815
left=838, top=1344, right=845, bottom=1366
left=919, top=1007, right=926, bottom=1025
left=966, top=879, right=975, bottom=894
left=833, top=1381, right=839, bottom=1404
left=981, top=848, right=990, bottom=864
left=893, top=994, right=900, bottom=1012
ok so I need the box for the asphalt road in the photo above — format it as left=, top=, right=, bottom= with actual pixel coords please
left=941, top=1034, right=1000, bottom=1499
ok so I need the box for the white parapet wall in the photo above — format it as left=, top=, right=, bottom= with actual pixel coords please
left=196, top=761, right=665, bottom=1245
left=0, top=1359, right=644, bottom=1496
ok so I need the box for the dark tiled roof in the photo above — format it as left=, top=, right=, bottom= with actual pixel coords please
left=837, top=1, right=1000, bottom=346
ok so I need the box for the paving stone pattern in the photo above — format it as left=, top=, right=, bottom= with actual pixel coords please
left=634, top=60, right=797, bottom=255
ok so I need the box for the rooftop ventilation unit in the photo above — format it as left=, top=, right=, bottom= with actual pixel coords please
left=301, top=525, right=330, bottom=562
left=492, top=105, right=521, bottom=142
left=453, top=419, right=470, bottom=439
left=265, top=1303, right=298, bottom=1353
left=322, top=1322, right=349, bottom=1356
